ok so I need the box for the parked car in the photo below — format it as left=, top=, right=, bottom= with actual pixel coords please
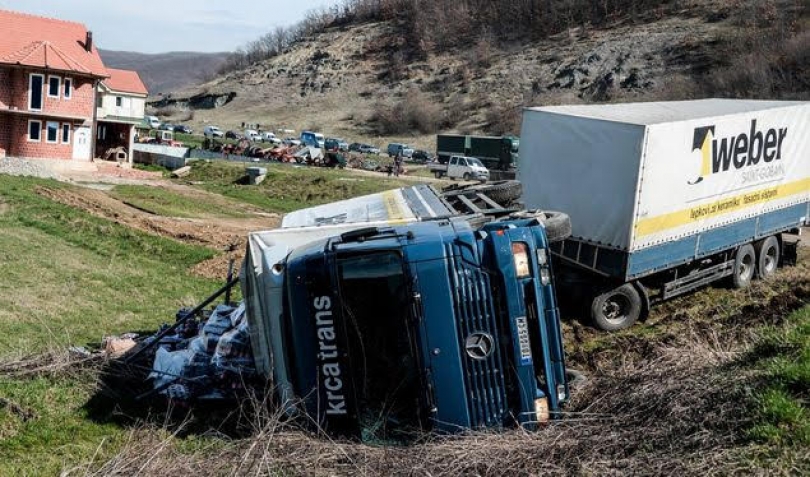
left=225, top=130, right=242, bottom=140
left=283, top=137, right=301, bottom=146
left=348, top=142, right=363, bottom=152
left=387, top=143, right=414, bottom=158
left=174, top=125, right=193, bottom=134
left=245, top=129, right=262, bottom=142
left=328, top=138, right=348, bottom=151
left=262, top=132, right=281, bottom=144
left=145, top=116, right=161, bottom=129
left=204, top=126, right=224, bottom=138
left=359, top=144, right=380, bottom=154
left=411, top=149, right=434, bottom=163
left=159, top=123, right=174, bottom=131
left=324, top=138, right=344, bottom=152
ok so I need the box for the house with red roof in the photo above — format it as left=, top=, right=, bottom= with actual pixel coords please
left=97, top=68, right=149, bottom=163
left=0, top=9, right=147, bottom=164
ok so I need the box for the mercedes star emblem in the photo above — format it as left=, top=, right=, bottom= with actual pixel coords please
left=465, top=332, right=494, bottom=360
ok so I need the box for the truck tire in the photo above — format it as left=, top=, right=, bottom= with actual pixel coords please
left=591, top=283, right=642, bottom=331
left=434, top=171, right=443, bottom=179
left=509, top=210, right=572, bottom=243
left=731, top=243, right=756, bottom=289
left=755, top=236, right=780, bottom=279
left=463, top=172, right=471, bottom=181
left=473, top=180, right=522, bottom=205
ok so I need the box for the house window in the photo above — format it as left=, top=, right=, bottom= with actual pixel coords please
left=48, top=76, right=61, bottom=98
left=115, top=96, right=123, bottom=107
left=64, top=78, right=72, bottom=99
left=62, top=123, right=71, bottom=144
left=29, top=74, right=44, bottom=110
left=96, top=94, right=102, bottom=108
left=97, top=125, right=106, bottom=141
left=28, top=120, right=41, bottom=142
left=46, top=121, right=59, bottom=143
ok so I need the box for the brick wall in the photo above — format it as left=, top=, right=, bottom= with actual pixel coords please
left=0, top=113, right=10, bottom=156
left=0, top=69, right=10, bottom=109
left=6, top=116, right=75, bottom=160
left=1, top=67, right=95, bottom=119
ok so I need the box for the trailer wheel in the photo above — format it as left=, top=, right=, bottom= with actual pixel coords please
left=591, top=284, right=642, bottom=331
left=731, top=243, right=756, bottom=289
left=755, top=236, right=780, bottom=279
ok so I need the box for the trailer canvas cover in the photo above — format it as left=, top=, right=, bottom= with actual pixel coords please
left=520, top=99, right=809, bottom=252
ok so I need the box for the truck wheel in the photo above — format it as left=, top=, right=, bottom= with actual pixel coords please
left=510, top=210, right=572, bottom=243
left=731, top=243, right=756, bottom=289
left=434, top=171, right=443, bottom=179
left=755, top=236, right=780, bottom=279
left=591, top=284, right=642, bottom=331
left=475, top=180, right=523, bottom=205
left=463, top=172, right=471, bottom=181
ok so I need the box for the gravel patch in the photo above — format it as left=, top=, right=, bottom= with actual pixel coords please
left=0, top=157, right=60, bottom=180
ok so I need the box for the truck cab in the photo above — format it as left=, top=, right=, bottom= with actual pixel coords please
left=243, top=186, right=569, bottom=438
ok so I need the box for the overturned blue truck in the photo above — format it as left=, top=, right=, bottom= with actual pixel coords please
left=139, top=182, right=573, bottom=438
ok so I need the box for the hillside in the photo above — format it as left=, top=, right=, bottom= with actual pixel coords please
left=99, top=50, right=229, bottom=95
left=154, top=0, right=808, bottom=150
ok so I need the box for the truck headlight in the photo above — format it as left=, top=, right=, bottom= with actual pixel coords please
left=534, top=397, right=550, bottom=423
left=536, top=248, right=548, bottom=266
left=512, top=242, right=531, bottom=278
left=540, top=268, right=551, bottom=286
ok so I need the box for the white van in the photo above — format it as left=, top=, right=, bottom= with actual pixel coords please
left=145, top=116, right=161, bottom=129
left=203, top=126, right=224, bottom=138
left=428, top=155, right=490, bottom=181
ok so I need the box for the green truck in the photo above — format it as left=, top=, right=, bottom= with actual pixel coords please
left=436, top=135, right=519, bottom=177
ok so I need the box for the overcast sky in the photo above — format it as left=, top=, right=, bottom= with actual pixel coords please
left=0, top=0, right=337, bottom=53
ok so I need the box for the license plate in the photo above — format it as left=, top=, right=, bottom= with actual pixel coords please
left=515, top=316, right=532, bottom=365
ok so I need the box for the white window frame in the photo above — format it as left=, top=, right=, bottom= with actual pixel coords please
left=27, top=120, right=42, bottom=142
left=29, top=73, right=44, bottom=111
left=47, top=75, right=61, bottom=98
left=45, top=121, right=59, bottom=144
left=63, top=78, right=73, bottom=99
left=115, top=96, right=123, bottom=107
left=61, top=123, right=71, bottom=144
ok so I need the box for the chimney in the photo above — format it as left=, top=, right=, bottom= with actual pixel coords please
left=85, top=31, right=93, bottom=52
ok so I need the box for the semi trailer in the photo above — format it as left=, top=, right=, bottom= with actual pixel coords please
left=519, top=99, right=809, bottom=330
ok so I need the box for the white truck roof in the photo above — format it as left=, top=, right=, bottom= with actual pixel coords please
left=526, top=99, right=806, bottom=126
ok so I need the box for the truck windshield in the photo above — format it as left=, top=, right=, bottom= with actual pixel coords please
left=337, top=251, right=424, bottom=439
left=468, top=157, right=484, bottom=167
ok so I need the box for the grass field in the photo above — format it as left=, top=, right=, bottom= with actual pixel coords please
left=0, top=176, right=223, bottom=474
left=183, top=160, right=414, bottom=213
left=109, top=184, right=252, bottom=218
left=0, top=170, right=807, bottom=475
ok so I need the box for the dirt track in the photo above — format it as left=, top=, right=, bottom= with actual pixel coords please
left=34, top=184, right=280, bottom=279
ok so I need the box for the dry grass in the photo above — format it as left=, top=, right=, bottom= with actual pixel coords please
left=58, top=255, right=809, bottom=476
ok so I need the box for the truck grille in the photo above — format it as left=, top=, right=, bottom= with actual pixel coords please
left=446, top=244, right=507, bottom=427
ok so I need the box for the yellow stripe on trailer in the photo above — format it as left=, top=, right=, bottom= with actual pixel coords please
left=381, top=190, right=409, bottom=225
left=634, top=178, right=810, bottom=237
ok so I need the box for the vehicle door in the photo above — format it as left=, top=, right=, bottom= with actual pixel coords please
left=450, top=157, right=467, bottom=178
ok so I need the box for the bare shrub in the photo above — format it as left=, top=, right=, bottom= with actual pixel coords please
left=698, top=7, right=810, bottom=100
left=484, top=102, right=523, bottom=136
left=369, top=89, right=443, bottom=135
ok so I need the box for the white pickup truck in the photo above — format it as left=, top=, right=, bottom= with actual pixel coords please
left=428, top=155, right=490, bottom=181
